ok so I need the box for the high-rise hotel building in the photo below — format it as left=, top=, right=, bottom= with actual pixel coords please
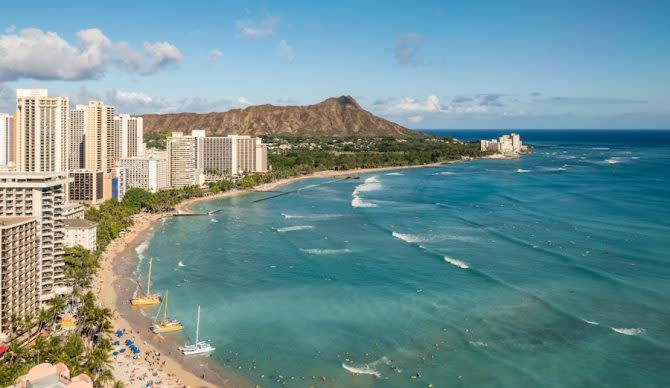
left=0, top=113, right=12, bottom=166
left=166, top=131, right=204, bottom=188
left=69, top=102, right=115, bottom=203
left=0, top=216, right=40, bottom=337
left=114, top=114, right=144, bottom=159
left=0, top=173, right=71, bottom=301
left=201, top=134, right=268, bottom=179
left=116, top=150, right=168, bottom=199
left=15, top=90, right=68, bottom=173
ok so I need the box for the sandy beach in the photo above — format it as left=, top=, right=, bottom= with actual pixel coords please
left=94, top=157, right=488, bottom=387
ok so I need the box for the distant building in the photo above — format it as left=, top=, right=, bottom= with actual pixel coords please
left=69, top=170, right=104, bottom=204
left=480, top=133, right=523, bottom=154
left=0, top=216, right=39, bottom=337
left=0, top=172, right=71, bottom=301
left=14, top=362, right=93, bottom=388
left=114, top=114, right=144, bottom=159
left=69, top=106, right=86, bottom=170
left=117, top=150, right=168, bottom=198
left=15, top=89, right=68, bottom=173
left=0, top=113, right=12, bottom=165
left=166, top=131, right=204, bottom=188
left=63, top=219, right=97, bottom=251
left=201, top=133, right=268, bottom=179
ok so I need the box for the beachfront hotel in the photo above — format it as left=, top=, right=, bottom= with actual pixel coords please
left=167, top=131, right=205, bottom=188
left=0, top=173, right=72, bottom=301
left=0, top=113, right=12, bottom=166
left=116, top=150, right=169, bottom=199
left=480, top=133, right=524, bottom=154
left=113, top=114, right=144, bottom=160
left=15, top=89, right=69, bottom=173
left=0, top=216, right=40, bottom=338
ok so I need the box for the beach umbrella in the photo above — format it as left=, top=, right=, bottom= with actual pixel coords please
left=125, top=339, right=132, bottom=345
left=113, top=340, right=120, bottom=345
left=113, top=351, right=119, bottom=356
left=133, top=348, right=141, bottom=354
left=116, top=330, right=123, bottom=337
left=120, top=349, right=126, bottom=353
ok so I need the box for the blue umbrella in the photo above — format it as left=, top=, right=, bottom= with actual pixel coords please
left=116, top=330, right=123, bottom=337
left=119, top=348, right=126, bottom=353
left=133, top=348, right=141, bottom=354
left=113, top=351, right=119, bottom=356
left=125, top=339, right=132, bottom=345
left=113, top=340, right=120, bottom=345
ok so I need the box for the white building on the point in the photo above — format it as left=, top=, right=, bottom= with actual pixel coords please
left=480, top=133, right=523, bottom=154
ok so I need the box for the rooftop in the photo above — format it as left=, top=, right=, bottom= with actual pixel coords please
left=62, top=219, right=96, bottom=229
left=0, top=216, right=36, bottom=227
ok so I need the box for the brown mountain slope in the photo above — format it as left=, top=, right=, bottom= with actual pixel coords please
left=141, top=96, right=422, bottom=138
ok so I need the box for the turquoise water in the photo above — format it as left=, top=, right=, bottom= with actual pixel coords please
left=140, top=131, right=670, bottom=387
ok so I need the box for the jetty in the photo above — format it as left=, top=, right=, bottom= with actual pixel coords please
left=173, top=209, right=224, bottom=217
left=252, top=176, right=358, bottom=203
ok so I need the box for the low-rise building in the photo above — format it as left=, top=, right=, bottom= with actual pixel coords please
left=62, top=219, right=97, bottom=251
left=14, top=362, right=93, bottom=388
left=62, top=203, right=86, bottom=220
left=0, top=216, right=39, bottom=337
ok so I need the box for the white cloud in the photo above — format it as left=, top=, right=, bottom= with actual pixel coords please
left=386, top=95, right=443, bottom=115
left=236, top=16, right=279, bottom=39
left=110, top=90, right=153, bottom=105
left=237, top=97, right=251, bottom=106
left=408, top=115, right=424, bottom=123
left=277, top=40, right=294, bottom=64
left=4, top=25, right=16, bottom=34
left=0, top=27, right=182, bottom=81
left=209, top=49, right=223, bottom=61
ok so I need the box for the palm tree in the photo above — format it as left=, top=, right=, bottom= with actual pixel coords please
left=37, top=308, right=51, bottom=331
left=49, top=294, right=67, bottom=324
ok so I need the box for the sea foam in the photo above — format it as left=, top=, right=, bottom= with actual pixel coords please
left=178, top=260, right=185, bottom=267
left=341, top=356, right=390, bottom=378
left=612, top=327, right=645, bottom=336
left=276, top=225, right=314, bottom=233
left=516, top=169, right=531, bottom=173
left=386, top=172, right=404, bottom=176
left=392, top=231, right=428, bottom=243
left=352, top=176, right=382, bottom=208
left=301, top=248, right=351, bottom=255
left=444, top=256, right=469, bottom=269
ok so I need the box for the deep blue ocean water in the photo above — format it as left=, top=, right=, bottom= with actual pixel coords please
left=139, top=130, right=670, bottom=387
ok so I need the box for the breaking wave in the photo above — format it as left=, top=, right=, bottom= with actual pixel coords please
left=444, top=256, right=469, bottom=269
left=392, top=231, right=428, bottom=243
left=136, top=240, right=149, bottom=261
left=276, top=225, right=314, bottom=233
left=433, top=171, right=455, bottom=175
left=300, top=248, right=352, bottom=255
left=178, top=260, right=185, bottom=267
left=591, top=147, right=610, bottom=150
left=612, top=327, right=645, bottom=336
left=582, top=319, right=599, bottom=325
left=386, top=172, right=404, bottom=176
left=281, top=213, right=344, bottom=220
left=352, top=176, right=382, bottom=208
left=341, top=356, right=390, bottom=378
left=516, top=169, right=531, bottom=173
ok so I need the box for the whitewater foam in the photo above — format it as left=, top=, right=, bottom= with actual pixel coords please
left=386, top=172, right=404, bottom=176
left=591, top=147, right=610, bottom=150
left=281, top=213, right=344, bottom=220
left=352, top=176, right=382, bottom=208
left=604, top=158, right=623, bottom=164
left=516, top=169, right=531, bottom=173
left=612, top=327, right=645, bottom=336
left=301, top=248, right=352, bottom=255
left=178, top=260, right=185, bottom=267
left=210, top=218, right=219, bottom=223
left=341, top=356, right=390, bottom=378
left=135, top=240, right=149, bottom=261
left=276, top=225, right=314, bottom=233
left=444, top=256, right=469, bottom=269
left=433, top=171, right=455, bottom=175
left=392, top=231, right=428, bottom=243
left=582, top=319, right=599, bottom=325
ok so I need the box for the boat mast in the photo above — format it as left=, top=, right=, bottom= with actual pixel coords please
left=195, top=305, right=200, bottom=343
left=146, top=258, right=153, bottom=296
left=164, top=290, right=169, bottom=323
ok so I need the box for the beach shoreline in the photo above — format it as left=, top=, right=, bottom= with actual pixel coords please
left=95, top=155, right=507, bottom=386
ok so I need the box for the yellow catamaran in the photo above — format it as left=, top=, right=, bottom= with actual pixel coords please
left=150, top=290, right=184, bottom=334
left=130, top=257, right=161, bottom=306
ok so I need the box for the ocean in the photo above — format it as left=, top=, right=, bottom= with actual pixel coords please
left=138, top=130, right=670, bottom=387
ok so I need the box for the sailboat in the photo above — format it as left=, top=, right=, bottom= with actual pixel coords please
left=150, top=290, right=184, bottom=334
left=130, top=257, right=161, bottom=305
left=179, top=305, right=215, bottom=355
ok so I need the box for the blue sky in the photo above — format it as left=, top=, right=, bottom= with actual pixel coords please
left=0, top=0, right=668, bottom=129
